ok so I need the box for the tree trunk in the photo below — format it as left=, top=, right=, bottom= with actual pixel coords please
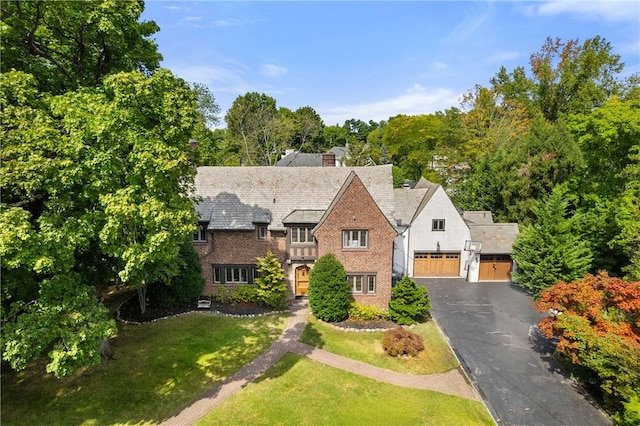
left=137, top=284, right=147, bottom=314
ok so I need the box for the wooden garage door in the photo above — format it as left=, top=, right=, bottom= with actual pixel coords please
left=479, top=255, right=513, bottom=281
left=414, top=253, right=460, bottom=277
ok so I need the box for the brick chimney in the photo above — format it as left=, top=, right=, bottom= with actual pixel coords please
left=322, top=152, right=336, bottom=167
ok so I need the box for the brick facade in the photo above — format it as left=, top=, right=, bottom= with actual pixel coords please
left=314, top=175, right=397, bottom=307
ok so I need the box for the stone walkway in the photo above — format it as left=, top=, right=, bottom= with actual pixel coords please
left=161, top=303, right=481, bottom=425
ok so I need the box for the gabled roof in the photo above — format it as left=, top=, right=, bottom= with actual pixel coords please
left=329, top=146, right=348, bottom=158
left=276, top=152, right=322, bottom=167
left=393, top=179, right=440, bottom=225
left=462, top=211, right=494, bottom=225
left=469, top=223, right=519, bottom=254
left=282, top=210, right=325, bottom=224
left=194, top=165, right=395, bottom=231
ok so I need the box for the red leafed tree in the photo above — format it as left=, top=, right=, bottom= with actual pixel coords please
left=535, top=272, right=640, bottom=422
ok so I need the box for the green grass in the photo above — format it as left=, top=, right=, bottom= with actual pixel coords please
left=1, top=313, right=287, bottom=426
left=197, top=353, right=493, bottom=426
left=299, top=316, right=459, bottom=374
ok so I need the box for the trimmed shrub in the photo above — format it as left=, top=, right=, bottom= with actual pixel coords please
left=308, top=253, right=351, bottom=322
left=389, top=276, right=431, bottom=325
left=255, top=251, right=288, bottom=309
left=232, top=285, right=259, bottom=304
left=148, top=241, right=205, bottom=309
left=348, top=302, right=390, bottom=321
left=382, top=328, right=425, bottom=357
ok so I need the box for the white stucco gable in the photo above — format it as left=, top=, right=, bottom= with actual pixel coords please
left=394, top=183, right=472, bottom=278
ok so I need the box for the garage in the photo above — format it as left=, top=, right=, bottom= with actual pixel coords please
left=414, top=252, right=460, bottom=277
left=479, top=254, right=513, bottom=281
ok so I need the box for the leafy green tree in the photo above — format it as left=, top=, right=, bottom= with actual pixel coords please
left=613, top=146, right=640, bottom=280
left=1, top=69, right=201, bottom=376
left=293, top=106, right=325, bottom=152
left=225, top=92, right=283, bottom=165
left=322, top=124, right=349, bottom=149
left=491, top=36, right=625, bottom=121
left=308, top=253, right=351, bottom=322
left=512, top=185, right=593, bottom=297
left=388, top=276, right=431, bottom=325
left=148, top=241, right=205, bottom=309
left=0, top=0, right=162, bottom=94
left=383, top=114, right=442, bottom=181
left=255, top=251, right=288, bottom=309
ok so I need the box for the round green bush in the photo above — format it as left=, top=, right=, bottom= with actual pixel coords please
left=308, top=253, right=351, bottom=322
left=382, top=327, right=425, bottom=357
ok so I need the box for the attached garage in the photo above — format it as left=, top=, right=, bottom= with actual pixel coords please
left=414, top=252, right=460, bottom=277
left=479, top=254, right=513, bottom=281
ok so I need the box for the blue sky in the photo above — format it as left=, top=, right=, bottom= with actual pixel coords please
left=141, top=1, right=640, bottom=127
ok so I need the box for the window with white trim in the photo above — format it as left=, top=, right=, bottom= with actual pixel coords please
left=212, top=265, right=258, bottom=284
left=343, top=230, right=368, bottom=248
left=347, top=274, right=376, bottom=294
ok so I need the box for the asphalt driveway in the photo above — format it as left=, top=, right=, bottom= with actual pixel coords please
left=417, top=278, right=611, bottom=426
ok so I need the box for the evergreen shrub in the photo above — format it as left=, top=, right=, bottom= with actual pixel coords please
left=308, top=253, right=351, bottom=322
left=255, top=251, right=288, bottom=309
left=389, top=276, right=431, bottom=325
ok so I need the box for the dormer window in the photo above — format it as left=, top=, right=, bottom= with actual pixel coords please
left=257, top=225, right=267, bottom=240
left=193, top=223, right=207, bottom=242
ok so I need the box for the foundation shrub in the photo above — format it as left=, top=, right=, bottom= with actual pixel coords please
left=389, top=276, right=431, bottom=325
left=382, top=327, right=425, bottom=357
left=348, top=302, right=390, bottom=321
left=308, top=253, right=350, bottom=322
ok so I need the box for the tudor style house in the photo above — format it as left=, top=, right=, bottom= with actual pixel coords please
left=192, top=165, right=397, bottom=307
left=192, top=165, right=519, bottom=308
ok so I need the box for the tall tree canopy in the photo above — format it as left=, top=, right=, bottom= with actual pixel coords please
left=1, top=69, right=201, bottom=377
left=0, top=0, right=162, bottom=94
left=491, top=36, right=624, bottom=122
left=0, top=0, right=208, bottom=377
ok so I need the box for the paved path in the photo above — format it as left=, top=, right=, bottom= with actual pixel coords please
left=161, top=302, right=481, bottom=425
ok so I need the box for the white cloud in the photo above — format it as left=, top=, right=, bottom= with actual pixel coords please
left=168, top=64, right=252, bottom=95
left=487, top=50, right=521, bottom=63
left=260, top=64, right=288, bottom=78
left=319, top=84, right=461, bottom=125
left=533, top=0, right=640, bottom=22
left=182, top=16, right=203, bottom=22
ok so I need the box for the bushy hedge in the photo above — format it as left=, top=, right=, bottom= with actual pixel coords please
left=148, top=241, right=205, bottom=309
left=348, top=302, right=390, bottom=321
left=382, top=328, right=425, bottom=357
left=388, top=276, right=431, bottom=325
left=212, top=285, right=259, bottom=305
left=308, top=253, right=351, bottom=322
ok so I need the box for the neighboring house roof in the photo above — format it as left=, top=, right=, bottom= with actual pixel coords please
left=194, top=165, right=396, bottom=231
left=276, top=152, right=322, bottom=167
left=329, top=146, right=348, bottom=158
left=462, top=211, right=494, bottom=224
left=468, top=224, right=519, bottom=254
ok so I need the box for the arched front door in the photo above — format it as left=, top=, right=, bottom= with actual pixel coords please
left=295, top=265, right=310, bottom=296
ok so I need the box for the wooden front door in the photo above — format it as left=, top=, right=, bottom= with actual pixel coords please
left=479, top=255, right=513, bottom=281
left=295, top=266, right=310, bottom=296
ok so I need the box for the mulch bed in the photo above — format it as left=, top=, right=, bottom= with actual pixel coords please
left=117, top=297, right=277, bottom=322
left=330, top=319, right=398, bottom=331
left=118, top=296, right=398, bottom=331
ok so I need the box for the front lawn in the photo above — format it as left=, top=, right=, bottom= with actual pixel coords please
left=300, top=316, right=459, bottom=374
left=197, top=353, right=494, bottom=426
left=1, top=313, right=287, bottom=426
